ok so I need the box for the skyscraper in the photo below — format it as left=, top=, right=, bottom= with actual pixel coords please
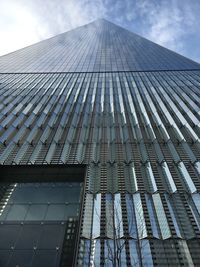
left=0, top=18, right=200, bottom=266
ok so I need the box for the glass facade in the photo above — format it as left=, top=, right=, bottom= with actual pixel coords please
left=0, top=182, right=82, bottom=266
left=0, top=19, right=199, bottom=73
left=0, top=19, right=200, bottom=266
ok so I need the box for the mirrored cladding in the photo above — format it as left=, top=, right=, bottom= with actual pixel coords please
left=0, top=19, right=199, bottom=73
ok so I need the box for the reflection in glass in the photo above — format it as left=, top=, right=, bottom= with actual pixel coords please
left=114, top=193, right=124, bottom=238
left=0, top=182, right=82, bottom=267
left=152, top=194, right=171, bottom=239
left=92, top=194, right=101, bottom=238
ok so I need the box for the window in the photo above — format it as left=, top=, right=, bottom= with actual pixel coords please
left=0, top=165, right=85, bottom=267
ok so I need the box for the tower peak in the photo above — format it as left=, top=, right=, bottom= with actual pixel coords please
left=0, top=19, right=199, bottom=73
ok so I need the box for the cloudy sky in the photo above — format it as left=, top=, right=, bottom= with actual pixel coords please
left=0, top=0, right=199, bottom=63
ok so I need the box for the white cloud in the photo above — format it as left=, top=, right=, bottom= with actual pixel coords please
left=148, top=8, right=184, bottom=50
left=134, top=0, right=200, bottom=58
left=134, top=0, right=184, bottom=51
left=0, top=0, right=54, bottom=56
left=0, top=0, right=107, bottom=56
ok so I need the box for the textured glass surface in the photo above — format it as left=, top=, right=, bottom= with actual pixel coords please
left=133, top=193, right=147, bottom=239
left=145, top=194, right=160, bottom=238
left=82, top=194, right=93, bottom=238
left=178, top=162, right=197, bottom=193
left=125, top=193, right=137, bottom=238
left=165, top=194, right=182, bottom=238
left=152, top=194, right=171, bottom=239
left=114, top=193, right=124, bottom=238
left=162, top=162, right=177, bottom=193
left=104, top=239, right=127, bottom=266
left=92, top=194, right=101, bottom=238
left=192, top=194, right=200, bottom=214
left=141, top=240, right=154, bottom=266
left=129, top=240, right=140, bottom=267
left=105, top=193, right=114, bottom=238
left=187, top=196, right=200, bottom=231
left=92, top=239, right=101, bottom=266
left=82, top=240, right=90, bottom=267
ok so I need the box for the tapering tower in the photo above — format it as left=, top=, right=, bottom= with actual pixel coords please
left=0, top=19, right=200, bottom=266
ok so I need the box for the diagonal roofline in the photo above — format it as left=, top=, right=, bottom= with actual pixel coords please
left=0, top=18, right=199, bottom=72
left=0, top=17, right=199, bottom=66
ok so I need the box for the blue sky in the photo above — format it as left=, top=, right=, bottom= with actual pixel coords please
left=0, top=0, right=199, bottom=63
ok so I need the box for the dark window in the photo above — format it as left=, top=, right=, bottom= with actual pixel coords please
left=0, top=165, right=86, bottom=267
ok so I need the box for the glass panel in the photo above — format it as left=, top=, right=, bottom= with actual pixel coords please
left=6, top=204, right=29, bottom=220
left=177, top=240, right=194, bottom=266
left=92, top=194, right=101, bottom=238
left=125, top=193, right=137, bottom=238
left=0, top=250, right=10, bottom=266
left=104, top=240, right=115, bottom=266
left=116, top=239, right=127, bottom=266
left=105, top=193, right=114, bottom=238
left=0, top=225, right=20, bottom=249
left=15, top=224, right=42, bottom=249
left=178, top=162, right=197, bottom=193
left=0, top=181, right=82, bottom=267
left=129, top=240, right=140, bottom=267
left=152, top=194, right=171, bottom=239
left=141, top=240, right=153, bottom=266
left=9, top=185, right=42, bottom=203
left=187, top=196, right=200, bottom=231
left=8, top=250, right=33, bottom=266
left=114, top=193, right=124, bottom=238
left=45, top=204, right=66, bottom=221
left=64, top=204, right=79, bottom=218
left=125, top=165, right=138, bottom=193
left=192, top=194, right=200, bottom=215
left=162, top=162, right=177, bottom=193
left=194, top=162, right=200, bottom=175
left=25, top=204, right=47, bottom=221
left=0, top=204, right=11, bottom=220
left=146, top=162, right=157, bottom=193
left=50, top=186, right=81, bottom=203
left=165, top=194, right=182, bottom=238
left=82, top=194, right=93, bottom=238
left=38, top=224, right=65, bottom=249
left=131, top=165, right=138, bottom=192
left=133, top=193, right=147, bottom=238
left=91, top=239, right=101, bottom=266
left=82, top=240, right=91, bottom=267
left=145, top=194, right=159, bottom=238
left=32, top=250, right=58, bottom=267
